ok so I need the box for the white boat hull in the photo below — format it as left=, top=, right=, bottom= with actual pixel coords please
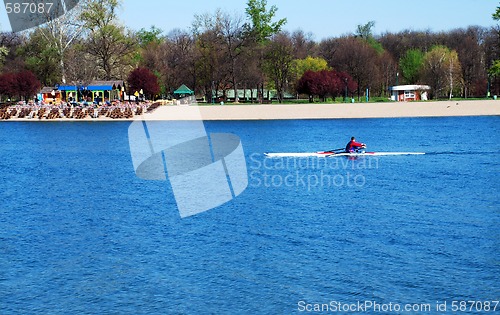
left=264, top=152, right=425, bottom=158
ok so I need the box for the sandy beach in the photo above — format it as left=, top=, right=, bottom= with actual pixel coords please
left=151, top=99, right=500, bottom=120
left=2, top=100, right=499, bottom=121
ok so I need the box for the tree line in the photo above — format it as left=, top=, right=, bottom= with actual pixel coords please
left=0, top=0, right=499, bottom=102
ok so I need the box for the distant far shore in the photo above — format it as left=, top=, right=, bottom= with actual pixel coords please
left=1, top=100, right=499, bottom=122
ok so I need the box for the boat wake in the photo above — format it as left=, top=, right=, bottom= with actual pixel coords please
left=425, top=151, right=499, bottom=156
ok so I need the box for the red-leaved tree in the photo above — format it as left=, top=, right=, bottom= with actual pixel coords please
left=0, top=72, right=17, bottom=100
left=337, top=71, right=358, bottom=101
left=15, top=70, right=41, bottom=100
left=127, top=67, right=160, bottom=100
left=297, top=70, right=357, bottom=102
left=296, top=70, right=315, bottom=102
left=0, top=71, right=40, bottom=101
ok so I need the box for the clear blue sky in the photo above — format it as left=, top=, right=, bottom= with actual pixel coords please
left=0, top=0, right=498, bottom=39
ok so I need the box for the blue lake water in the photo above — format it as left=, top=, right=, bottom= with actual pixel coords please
left=0, top=117, right=499, bottom=314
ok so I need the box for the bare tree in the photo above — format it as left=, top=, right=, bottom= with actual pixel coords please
left=164, top=29, right=196, bottom=95
left=317, top=37, right=338, bottom=67
left=64, top=39, right=99, bottom=83
left=36, top=0, right=88, bottom=83
left=445, top=27, right=488, bottom=98
left=291, top=30, right=317, bottom=59
left=192, top=11, right=228, bottom=101
left=0, top=32, right=24, bottom=72
left=377, top=51, right=397, bottom=96
left=264, top=32, right=294, bottom=103
left=220, top=12, right=246, bottom=103
left=379, top=30, right=439, bottom=62
left=327, top=36, right=379, bottom=101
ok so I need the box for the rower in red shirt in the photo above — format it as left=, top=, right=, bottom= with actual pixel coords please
left=345, top=137, right=366, bottom=153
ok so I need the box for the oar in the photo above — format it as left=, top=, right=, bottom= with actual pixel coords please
left=323, top=148, right=345, bottom=153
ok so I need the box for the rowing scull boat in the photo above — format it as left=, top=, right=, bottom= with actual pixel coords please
left=264, top=152, right=425, bottom=158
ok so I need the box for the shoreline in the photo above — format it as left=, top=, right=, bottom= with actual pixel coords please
left=1, top=100, right=498, bottom=122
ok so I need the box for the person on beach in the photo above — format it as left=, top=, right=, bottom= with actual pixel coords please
left=345, top=137, right=366, bottom=153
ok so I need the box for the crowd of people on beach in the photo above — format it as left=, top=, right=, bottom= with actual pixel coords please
left=0, top=100, right=162, bottom=120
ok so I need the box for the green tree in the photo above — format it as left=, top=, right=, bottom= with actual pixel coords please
left=81, top=0, right=138, bottom=80
left=244, top=0, right=287, bottom=44
left=135, top=25, right=165, bottom=75
left=292, top=56, right=330, bottom=79
left=422, top=45, right=462, bottom=99
left=291, top=56, right=330, bottom=91
left=136, top=26, right=164, bottom=48
left=399, top=49, right=424, bottom=84
left=445, top=49, right=463, bottom=99
left=18, top=28, right=61, bottom=86
left=493, top=4, right=500, bottom=21
left=244, top=0, right=286, bottom=101
left=356, top=21, right=375, bottom=39
left=356, top=21, right=384, bottom=54
left=0, top=46, right=8, bottom=66
left=489, top=4, right=500, bottom=77
left=489, top=60, right=500, bottom=76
